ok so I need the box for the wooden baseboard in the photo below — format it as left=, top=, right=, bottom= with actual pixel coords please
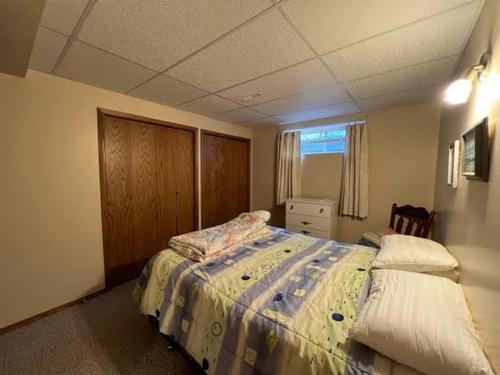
left=0, top=288, right=107, bottom=335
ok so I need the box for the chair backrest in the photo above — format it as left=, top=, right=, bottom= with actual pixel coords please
left=389, top=203, right=436, bottom=238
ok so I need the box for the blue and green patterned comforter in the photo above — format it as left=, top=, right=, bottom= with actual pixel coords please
left=135, top=227, right=393, bottom=375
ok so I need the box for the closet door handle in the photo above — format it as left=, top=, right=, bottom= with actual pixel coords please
left=301, top=230, right=311, bottom=235
left=301, top=221, right=311, bottom=225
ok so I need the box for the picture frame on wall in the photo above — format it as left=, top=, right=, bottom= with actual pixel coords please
left=462, top=117, right=489, bottom=181
left=447, top=140, right=460, bottom=188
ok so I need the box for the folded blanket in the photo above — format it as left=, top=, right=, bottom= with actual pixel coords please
left=169, top=210, right=271, bottom=261
left=175, top=226, right=274, bottom=262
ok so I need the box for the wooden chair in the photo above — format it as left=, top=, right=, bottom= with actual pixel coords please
left=359, top=203, right=436, bottom=248
left=389, top=203, right=436, bottom=238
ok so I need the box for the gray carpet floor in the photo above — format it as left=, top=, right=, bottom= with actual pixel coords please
left=0, top=281, right=198, bottom=375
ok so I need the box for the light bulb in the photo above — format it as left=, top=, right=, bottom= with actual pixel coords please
left=444, top=79, right=473, bottom=104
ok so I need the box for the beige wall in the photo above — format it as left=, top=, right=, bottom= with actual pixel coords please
left=433, top=1, right=500, bottom=372
left=339, top=103, right=440, bottom=242
left=0, top=70, right=251, bottom=329
left=252, top=125, right=284, bottom=227
left=301, top=153, right=343, bottom=201
left=252, top=102, right=441, bottom=243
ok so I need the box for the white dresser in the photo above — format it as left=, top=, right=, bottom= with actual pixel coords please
left=285, top=198, right=339, bottom=240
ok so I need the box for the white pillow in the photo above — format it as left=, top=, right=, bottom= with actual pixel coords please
left=349, top=270, right=493, bottom=375
left=373, top=234, right=458, bottom=272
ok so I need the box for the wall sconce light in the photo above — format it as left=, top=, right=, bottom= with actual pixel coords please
left=444, top=51, right=491, bottom=105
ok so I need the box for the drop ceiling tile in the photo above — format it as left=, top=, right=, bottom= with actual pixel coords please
left=239, top=117, right=280, bottom=127
left=345, top=56, right=457, bottom=99
left=40, top=0, right=88, bottom=35
left=357, top=85, right=443, bottom=112
left=55, top=41, right=156, bottom=93
left=252, top=84, right=351, bottom=115
left=177, top=95, right=241, bottom=115
left=277, top=102, right=359, bottom=124
left=214, top=108, right=266, bottom=123
left=129, top=75, right=208, bottom=107
left=78, top=0, right=272, bottom=71
left=282, top=0, right=471, bottom=54
left=217, top=59, right=336, bottom=105
left=167, top=9, right=315, bottom=92
left=324, top=2, right=480, bottom=82
left=29, top=27, right=67, bottom=73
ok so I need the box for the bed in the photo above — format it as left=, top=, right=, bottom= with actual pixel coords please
left=135, top=226, right=403, bottom=375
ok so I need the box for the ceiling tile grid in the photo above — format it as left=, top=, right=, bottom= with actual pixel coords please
left=251, top=84, right=351, bottom=116
left=214, top=108, right=267, bottom=123
left=217, top=58, right=336, bottom=105
left=40, top=0, right=89, bottom=35
left=344, top=55, right=458, bottom=100
left=357, top=85, right=444, bottom=112
left=277, top=101, right=360, bottom=124
left=77, top=0, right=273, bottom=72
left=55, top=41, right=157, bottom=93
left=29, top=27, right=67, bottom=73
left=322, top=1, right=480, bottom=82
left=28, top=0, right=484, bottom=126
left=128, top=74, right=208, bottom=106
left=281, top=0, right=472, bottom=54
left=176, top=95, right=242, bottom=116
left=166, top=9, right=315, bottom=92
left=239, top=117, right=280, bottom=127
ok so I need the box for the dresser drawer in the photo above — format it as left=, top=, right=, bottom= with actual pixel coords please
left=286, top=213, right=330, bottom=231
left=286, top=201, right=331, bottom=218
left=286, top=224, right=330, bottom=240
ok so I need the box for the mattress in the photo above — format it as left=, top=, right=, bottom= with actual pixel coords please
left=135, top=226, right=415, bottom=375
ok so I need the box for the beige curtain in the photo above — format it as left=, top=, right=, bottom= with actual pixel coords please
left=340, top=123, right=369, bottom=219
left=276, top=131, right=301, bottom=205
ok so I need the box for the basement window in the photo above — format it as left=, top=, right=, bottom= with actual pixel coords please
left=300, top=125, right=346, bottom=155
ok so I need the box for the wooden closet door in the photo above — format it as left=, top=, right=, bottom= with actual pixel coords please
left=156, top=126, right=196, bottom=249
left=99, top=115, right=159, bottom=287
left=201, top=131, right=250, bottom=228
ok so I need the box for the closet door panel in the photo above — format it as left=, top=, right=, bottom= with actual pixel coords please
left=174, top=129, right=196, bottom=235
left=130, top=121, right=159, bottom=261
left=99, top=109, right=198, bottom=287
left=101, top=116, right=133, bottom=287
left=100, top=116, right=158, bottom=287
left=201, top=132, right=250, bottom=228
left=156, top=126, right=178, bottom=249
left=156, top=127, right=196, bottom=249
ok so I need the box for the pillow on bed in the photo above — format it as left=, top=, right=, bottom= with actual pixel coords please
left=372, top=234, right=458, bottom=272
left=349, top=270, right=493, bottom=375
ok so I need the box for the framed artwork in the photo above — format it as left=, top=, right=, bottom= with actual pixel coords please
left=447, top=140, right=460, bottom=188
left=462, top=117, right=489, bottom=181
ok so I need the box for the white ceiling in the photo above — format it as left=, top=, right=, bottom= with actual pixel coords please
left=29, top=0, right=483, bottom=127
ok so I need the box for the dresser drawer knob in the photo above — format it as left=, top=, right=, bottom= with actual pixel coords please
left=301, top=230, right=311, bottom=235
left=301, top=221, right=311, bottom=225
left=290, top=204, right=294, bottom=210
left=319, top=208, right=324, bottom=213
